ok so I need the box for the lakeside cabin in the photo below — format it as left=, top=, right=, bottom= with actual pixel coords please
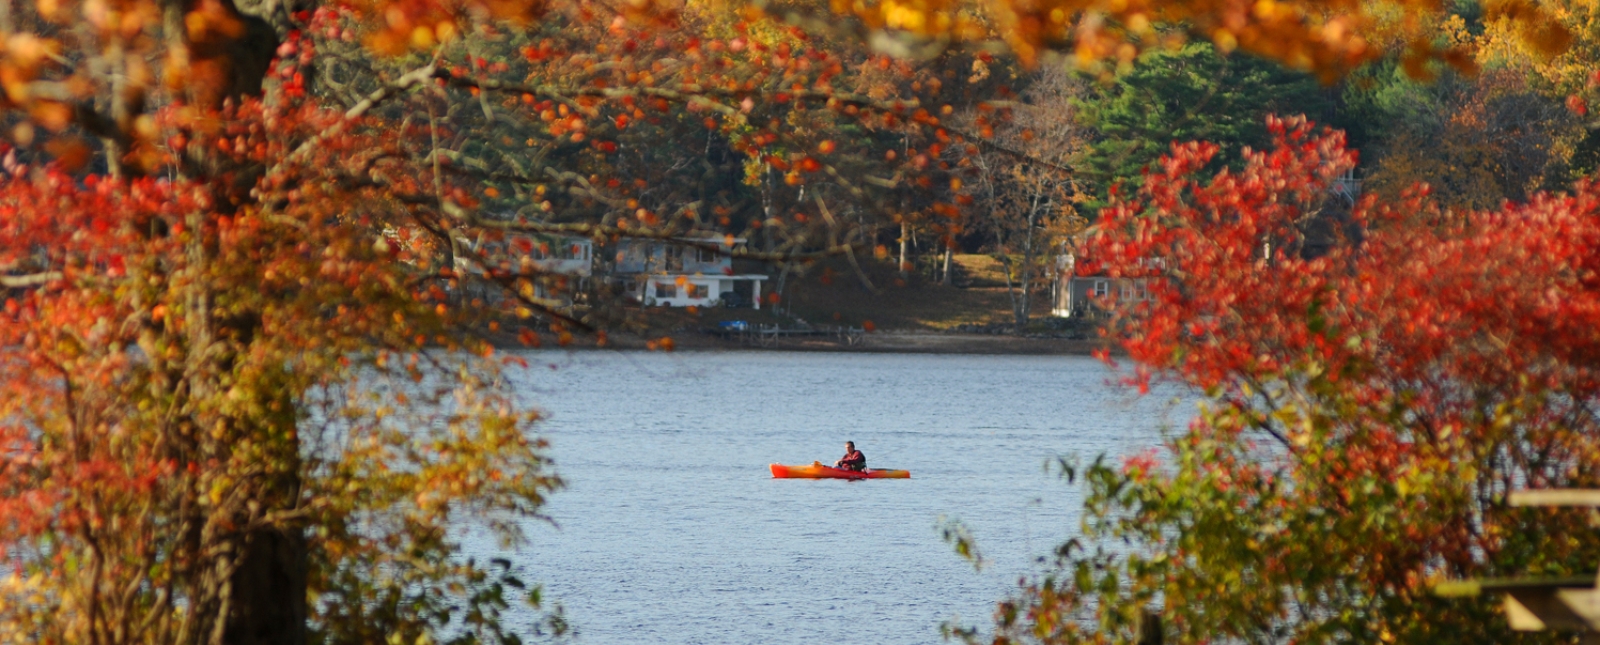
left=612, top=236, right=767, bottom=309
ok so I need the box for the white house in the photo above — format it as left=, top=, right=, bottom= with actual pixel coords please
left=612, top=236, right=767, bottom=309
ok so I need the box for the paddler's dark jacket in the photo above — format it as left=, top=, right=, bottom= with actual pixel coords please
left=838, top=450, right=866, bottom=471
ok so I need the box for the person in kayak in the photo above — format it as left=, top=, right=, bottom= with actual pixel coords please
left=835, top=441, right=866, bottom=471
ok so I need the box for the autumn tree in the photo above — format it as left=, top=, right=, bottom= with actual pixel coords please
left=956, top=65, right=1085, bottom=329
left=1350, top=12, right=1582, bottom=210
left=0, top=1, right=967, bottom=643
left=952, top=116, right=1600, bottom=644
left=1496, top=0, right=1600, bottom=178
left=0, top=0, right=1586, bottom=640
left=754, top=0, right=1568, bottom=82
left=0, top=13, right=564, bottom=645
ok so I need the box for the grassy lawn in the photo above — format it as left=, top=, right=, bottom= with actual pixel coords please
left=948, top=253, right=1013, bottom=287
left=780, top=257, right=1021, bottom=330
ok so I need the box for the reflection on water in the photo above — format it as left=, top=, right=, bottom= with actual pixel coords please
left=477, top=351, right=1191, bottom=644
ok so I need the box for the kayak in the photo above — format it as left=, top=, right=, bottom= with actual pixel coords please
left=769, top=462, right=910, bottom=479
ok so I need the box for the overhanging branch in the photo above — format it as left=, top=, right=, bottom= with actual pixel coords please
left=1, top=271, right=63, bottom=288
left=437, top=71, right=923, bottom=115
left=262, top=63, right=439, bottom=185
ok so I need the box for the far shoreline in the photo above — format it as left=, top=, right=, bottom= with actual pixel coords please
left=492, top=328, right=1108, bottom=356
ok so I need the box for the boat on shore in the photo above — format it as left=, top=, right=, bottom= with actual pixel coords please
left=769, top=462, right=911, bottom=479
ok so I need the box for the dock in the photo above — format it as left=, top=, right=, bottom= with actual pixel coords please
left=702, top=323, right=867, bottom=348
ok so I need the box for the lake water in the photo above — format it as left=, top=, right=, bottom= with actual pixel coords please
left=494, top=351, right=1192, bottom=644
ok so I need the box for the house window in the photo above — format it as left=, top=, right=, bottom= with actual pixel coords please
left=695, top=247, right=719, bottom=264
left=1093, top=280, right=1109, bottom=297
left=664, top=246, right=684, bottom=271
left=656, top=283, right=677, bottom=298
left=1134, top=281, right=1148, bottom=301
left=687, top=283, right=709, bottom=299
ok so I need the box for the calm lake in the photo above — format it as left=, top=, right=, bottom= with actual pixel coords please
left=491, top=351, right=1191, bottom=644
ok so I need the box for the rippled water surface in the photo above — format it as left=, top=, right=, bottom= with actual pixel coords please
left=493, top=351, right=1191, bottom=644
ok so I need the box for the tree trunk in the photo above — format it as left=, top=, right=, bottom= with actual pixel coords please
left=174, top=2, right=309, bottom=641
left=774, top=262, right=792, bottom=316
left=224, top=528, right=308, bottom=645
left=941, top=245, right=952, bottom=286
left=1016, top=204, right=1043, bottom=331
left=898, top=221, right=910, bottom=279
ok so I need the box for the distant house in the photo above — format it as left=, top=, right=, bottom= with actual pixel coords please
left=467, top=232, right=594, bottom=306
left=611, top=236, right=767, bottom=309
left=1050, top=252, right=1153, bottom=318
left=476, top=233, right=593, bottom=278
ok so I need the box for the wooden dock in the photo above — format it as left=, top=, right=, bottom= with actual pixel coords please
left=702, top=324, right=866, bottom=348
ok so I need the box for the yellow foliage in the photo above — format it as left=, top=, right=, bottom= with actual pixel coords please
left=747, top=0, right=1569, bottom=77
left=1476, top=0, right=1600, bottom=93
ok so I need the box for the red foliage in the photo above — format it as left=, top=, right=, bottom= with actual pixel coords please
left=955, top=116, right=1600, bottom=645
left=1076, top=115, right=1600, bottom=636
left=1094, top=115, right=1600, bottom=425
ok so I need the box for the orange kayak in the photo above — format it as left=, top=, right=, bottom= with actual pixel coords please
left=769, top=462, right=910, bottom=479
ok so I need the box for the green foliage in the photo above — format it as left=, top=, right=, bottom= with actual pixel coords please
left=1339, top=60, right=1446, bottom=149
left=1073, top=43, right=1335, bottom=211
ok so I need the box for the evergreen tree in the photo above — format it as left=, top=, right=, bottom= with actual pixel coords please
left=1073, top=43, right=1337, bottom=211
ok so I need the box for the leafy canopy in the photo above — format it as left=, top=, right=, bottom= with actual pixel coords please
left=956, top=117, right=1600, bottom=644
left=0, top=1, right=960, bottom=643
